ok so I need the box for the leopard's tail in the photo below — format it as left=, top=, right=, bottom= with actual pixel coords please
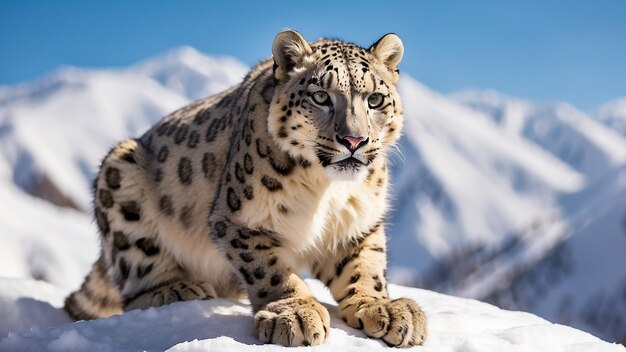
left=64, top=256, right=123, bottom=320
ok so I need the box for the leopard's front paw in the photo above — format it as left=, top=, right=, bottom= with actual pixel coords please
left=253, top=295, right=330, bottom=347
left=344, top=298, right=427, bottom=347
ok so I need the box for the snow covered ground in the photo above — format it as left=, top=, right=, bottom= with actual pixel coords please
left=1, top=46, right=625, bottom=348
left=1, top=278, right=622, bottom=352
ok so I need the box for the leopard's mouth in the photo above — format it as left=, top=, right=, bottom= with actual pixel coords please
left=316, top=151, right=370, bottom=169
left=333, top=157, right=366, bottom=167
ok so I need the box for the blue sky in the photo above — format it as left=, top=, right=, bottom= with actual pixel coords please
left=1, top=0, right=625, bottom=110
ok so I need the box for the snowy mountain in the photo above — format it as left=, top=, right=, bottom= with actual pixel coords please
left=389, top=80, right=583, bottom=270
left=133, top=46, right=247, bottom=101
left=492, top=164, right=626, bottom=343
left=418, top=164, right=626, bottom=343
left=1, top=47, right=625, bottom=345
left=429, top=89, right=626, bottom=343
left=0, top=47, right=247, bottom=210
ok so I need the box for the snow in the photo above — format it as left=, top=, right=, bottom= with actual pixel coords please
left=0, top=278, right=70, bottom=339
left=1, top=46, right=625, bottom=348
left=1, top=279, right=622, bottom=352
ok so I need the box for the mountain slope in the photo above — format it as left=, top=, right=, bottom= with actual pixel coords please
left=451, top=90, right=626, bottom=182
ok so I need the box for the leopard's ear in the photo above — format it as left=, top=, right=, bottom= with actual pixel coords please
left=369, top=33, right=404, bottom=81
left=272, top=29, right=313, bottom=81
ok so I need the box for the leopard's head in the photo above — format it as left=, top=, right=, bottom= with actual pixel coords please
left=268, top=29, right=404, bottom=181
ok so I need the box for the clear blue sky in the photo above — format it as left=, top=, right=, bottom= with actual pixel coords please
left=1, top=0, right=625, bottom=110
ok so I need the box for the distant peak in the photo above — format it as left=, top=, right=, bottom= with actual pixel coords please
left=595, top=97, right=626, bottom=120
left=134, top=46, right=208, bottom=68
left=131, top=46, right=247, bottom=78
left=163, top=46, right=205, bottom=61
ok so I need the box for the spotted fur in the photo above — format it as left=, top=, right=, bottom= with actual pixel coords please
left=64, top=30, right=426, bottom=347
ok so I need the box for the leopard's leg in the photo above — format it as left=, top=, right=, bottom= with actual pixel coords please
left=312, top=222, right=427, bottom=347
left=90, top=139, right=222, bottom=312
left=111, top=232, right=218, bottom=311
left=209, top=217, right=330, bottom=347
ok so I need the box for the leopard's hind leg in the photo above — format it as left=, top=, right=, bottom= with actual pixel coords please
left=66, top=139, right=224, bottom=319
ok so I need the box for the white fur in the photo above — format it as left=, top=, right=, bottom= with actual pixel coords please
left=237, top=160, right=388, bottom=271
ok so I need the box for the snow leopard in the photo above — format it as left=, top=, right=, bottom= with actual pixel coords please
left=65, top=29, right=427, bottom=347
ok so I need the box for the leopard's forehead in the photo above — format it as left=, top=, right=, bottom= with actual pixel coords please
left=308, top=40, right=390, bottom=93
left=311, top=40, right=372, bottom=61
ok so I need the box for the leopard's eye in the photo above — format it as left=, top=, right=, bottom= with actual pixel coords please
left=368, top=93, right=384, bottom=109
left=312, top=91, right=330, bottom=105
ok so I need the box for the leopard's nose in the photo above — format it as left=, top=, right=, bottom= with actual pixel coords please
left=336, top=135, right=368, bottom=153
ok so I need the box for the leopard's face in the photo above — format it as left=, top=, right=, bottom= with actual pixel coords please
left=269, top=33, right=404, bottom=181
